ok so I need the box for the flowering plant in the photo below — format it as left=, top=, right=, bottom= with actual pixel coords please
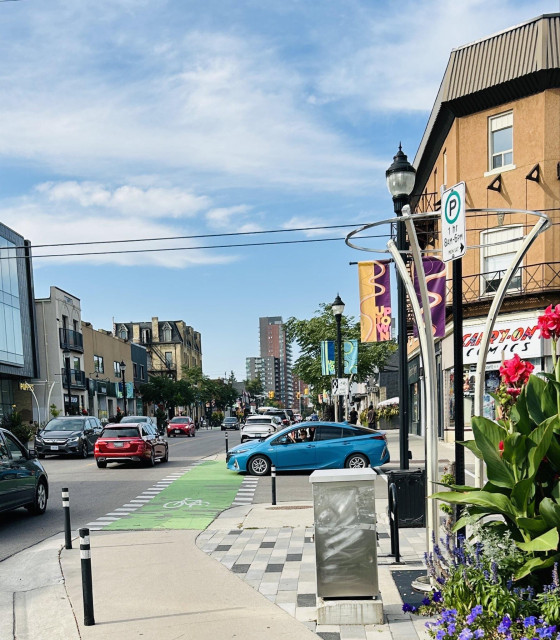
left=432, top=305, right=560, bottom=581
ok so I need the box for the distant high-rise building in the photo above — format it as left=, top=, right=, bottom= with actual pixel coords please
left=258, top=317, right=292, bottom=407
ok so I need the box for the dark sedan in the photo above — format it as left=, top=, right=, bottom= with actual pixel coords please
left=34, top=416, right=102, bottom=458
left=0, top=428, right=49, bottom=515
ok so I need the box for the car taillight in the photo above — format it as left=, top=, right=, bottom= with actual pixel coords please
left=131, top=438, right=146, bottom=451
left=94, top=442, right=99, bottom=453
left=371, top=433, right=386, bottom=441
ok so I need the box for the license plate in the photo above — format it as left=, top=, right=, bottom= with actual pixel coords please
left=113, top=442, right=124, bottom=447
left=50, top=445, right=59, bottom=450
left=175, top=429, right=181, bottom=434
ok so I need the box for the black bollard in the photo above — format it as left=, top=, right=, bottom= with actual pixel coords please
left=225, top=430, right=229, bottom=454
left=62, top=487, right=72, bottom=549
left=79, top=528, right=95, bottom=626
left=271, top=465, right=277, bottom=505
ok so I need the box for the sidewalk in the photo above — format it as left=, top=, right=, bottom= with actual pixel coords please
left=0, top=430, right=468, bottom=639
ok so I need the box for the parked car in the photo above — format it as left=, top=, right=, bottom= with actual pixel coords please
left=263, top=409, right=291, bottom=426
left=0, top=428, right=49, bottom=515
left=34, top=416, right=103, bottom=458
left=221, top=417, right=240, bottom=431
left=227, top=422, right=390, bottom=476
left=167, top=416, right=196, bottom=438
left=94, top=422, right=169, bottom=468
left=240, top=415, right=282, bottom=443
left=293, top=413, right=303, bottom=423
left=120, top=415, right=162, bottom=435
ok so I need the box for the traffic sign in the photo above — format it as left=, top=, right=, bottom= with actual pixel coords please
left=331, top=378, right=349, bottom=396
left=441, top=182, right=466, bottom=262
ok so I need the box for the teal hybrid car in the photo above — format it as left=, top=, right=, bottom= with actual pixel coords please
left=226, top=421, right=389, bottom=476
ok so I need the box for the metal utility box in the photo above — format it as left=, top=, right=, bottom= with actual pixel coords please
left=310, top=468, right=378, bottom=599
left=386, top=469, right=426, bottom=528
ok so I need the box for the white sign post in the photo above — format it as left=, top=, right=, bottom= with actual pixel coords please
left=331, top=378, right=348, bottom=396
left=441, top=182, right=466, bottom=263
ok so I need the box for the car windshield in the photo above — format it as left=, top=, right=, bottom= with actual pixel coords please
left=102, top=427, right=140, bottom=438
left=246, top=418, right=270, bottom=424
left=225, top=418, right=237, bottom=422
left=121, top=416, right=147, bottom=423
left=44, top=419, right=85, bottom=431
left=170, top=417, right=189, bottom=423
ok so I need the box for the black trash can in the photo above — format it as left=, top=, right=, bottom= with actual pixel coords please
left=386, top=469, right=426, bottom=528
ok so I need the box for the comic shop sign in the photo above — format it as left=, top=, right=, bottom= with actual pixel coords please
left=463, top=319, right=541, bottom=365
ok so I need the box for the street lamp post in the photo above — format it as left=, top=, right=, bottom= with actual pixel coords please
left=331, top=294, right=345, bottom=422
left=386, top=144, right=416, bottom=470
left=120, top=360, right=127, bottom=416
left=63, top=347, right=72, bottom=416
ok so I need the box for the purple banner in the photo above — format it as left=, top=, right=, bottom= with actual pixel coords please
left=413, top=257, right=447, bottom=338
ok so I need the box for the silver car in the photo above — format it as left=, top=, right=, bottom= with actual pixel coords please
left=240, top=415, right=282, bottom=443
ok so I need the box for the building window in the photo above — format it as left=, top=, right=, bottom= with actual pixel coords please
left=73, top=357, right=80, bottom=371
left=162, top=323, right=172, bottom=342
left=139, top=364, right=145, bottom=380
left=118, top=324, right=128, bottom=341
left=141, top=328, right=151, bottom=344
left=0, top=237, right=24, bottom=366
left=165, top=352, right=173, bottom=368
left=480, top=225, right=522, bottom=295
left=94, top=355, right=104, bottom=373
left=114, top=361, right=121, bottom=375
left=489, top=111, right=513, bottom=170
left=133, top=363, right=138, bottom=378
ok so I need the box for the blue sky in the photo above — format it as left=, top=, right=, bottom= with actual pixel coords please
left=0, top=0, right=555, bottom=379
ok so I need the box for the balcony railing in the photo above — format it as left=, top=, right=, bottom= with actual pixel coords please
left=59, top=328, right=84, bottom=352
left=61, top=368, right=87, bottom=389
left=446, top=262, right=560, bottom=305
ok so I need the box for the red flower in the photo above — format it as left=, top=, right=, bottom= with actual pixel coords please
left=538, top=304, right=560, bottom=340
left=499, top=441, right=504, bottom=456
left=500, top=354, right=534, bottom=386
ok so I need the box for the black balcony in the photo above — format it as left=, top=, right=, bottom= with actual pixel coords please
left=59, top=328, right=84, bottom=353
left=61, top=368, right=87, bottom=389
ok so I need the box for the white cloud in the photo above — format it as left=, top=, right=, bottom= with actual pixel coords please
left=206, top=205, right=253, bottom=228
left=282, top=216, right=335, bottom=238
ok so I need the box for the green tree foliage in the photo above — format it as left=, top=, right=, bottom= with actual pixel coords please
left=139, top=375, right=179, bottom=408
left=245, top=377, right=264, bottom=398
left=285, top=304, right=397, bottom=404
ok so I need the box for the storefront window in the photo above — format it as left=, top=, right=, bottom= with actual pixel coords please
left=0, top=238, right=24, bottom=366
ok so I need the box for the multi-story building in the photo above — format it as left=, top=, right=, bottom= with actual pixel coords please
left=0, top=222, right=39, bottom=421
left=258, top=316, right=293, bottom=407
left=34, top=287, right=86, bottom=418
left=114, top=317, right=201, bottom=380
left=408, top=13, right=560, bottom=441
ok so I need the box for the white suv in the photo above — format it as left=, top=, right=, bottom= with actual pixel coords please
left=241, top=415, right=282, bottom=443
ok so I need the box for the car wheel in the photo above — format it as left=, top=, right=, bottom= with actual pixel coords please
left=241, top=437, right=246, bottom=443
left=96, top=459, right=107, bottom=469
left=192, top=430, right=195, bottom=437
left=345, top=453, right=369, bottom=469
left=147, top=449, right=156, bottom=467
left=248, top=455, right=271, bottom=476
left=162, top=446, right=169, bottom=463
left=80, top=442, right=88, bottom=458
left=25, top=479, right=48, bottom=515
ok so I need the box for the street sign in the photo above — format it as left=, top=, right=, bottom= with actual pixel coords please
left=441, top=181, right=466, bottom=262
left=331, top=378, right=348, bottom=396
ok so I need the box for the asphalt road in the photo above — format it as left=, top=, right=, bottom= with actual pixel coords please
left=0, top=427, right=239, bottom=561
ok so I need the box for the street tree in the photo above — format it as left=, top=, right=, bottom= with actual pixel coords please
left=285, top=303, right=396, bottom=405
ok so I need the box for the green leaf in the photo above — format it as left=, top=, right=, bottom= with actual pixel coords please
left=460, top=439, right=483, bottom=460
left=516, top=517, right=550, bottom=535
left=540, top=497, right=560, bottom=529
left=471, top=419, right=515, bottom=488
left=526, top=375, right=557, bottom=426
left=514, top=552, right=560, bottom=580
left=502, top=433, right=527, bottom=469
left=511, top=478, right=534, bottom=513
left=431, top=490, right=518, bottom=520
left=546, top=436, right=560, bottom=468
left=528, top=418, right=555, bottom=478
left=515, top=528, right=559, bottom=552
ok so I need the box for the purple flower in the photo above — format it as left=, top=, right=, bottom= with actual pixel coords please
left=441, top=609, right=457, bottom=623
left=524, top=617, right=537, bottom=628
left=432, top=591, right=443, bottom=603
left=459, top=629, right=474, bottom=640
left=553, top=562, right=559, bottom=589
left=402, top=603, right=415, bottom=613
left=422, top=597, right=431, bottom=606
left=498, top=616, right=512, bottom=634
left=467, top=605, right=483, bottom=624
left=436, top=630, right=447, bottom=640
left=474, top=630, right=484, bottom=639
left=537, top=626, right=557, bottom=638
left=448, top=623, right=456, bottom=635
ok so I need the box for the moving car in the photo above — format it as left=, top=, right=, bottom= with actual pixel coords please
left=221, top=417, right=240, bottom=431
left=263, top=409, right=291, bottom=426
left=34, top=416, right=103, bottom=458
left=167, top=416, right=196, bottom=438
left=240, top=415, right=282, bottom=443
left=227, top=421, right=390, bottom=476
left=94, top=422, right=169, bottom=468
left=0, top=428, right=49, bottom=515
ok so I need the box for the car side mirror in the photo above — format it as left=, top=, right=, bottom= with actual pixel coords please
left=28, top=448, right=38, bottom=459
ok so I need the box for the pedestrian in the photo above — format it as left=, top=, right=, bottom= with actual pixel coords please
left=349, top=406, right=358, bottom=425
left=367, top=404, right=377, bottom=429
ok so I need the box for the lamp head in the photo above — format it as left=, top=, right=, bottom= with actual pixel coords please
left=119, top=360, right=126, bottom=372
left=331, top=294, right=345, bottom=317
left=386, top=143, right=416, bottom=197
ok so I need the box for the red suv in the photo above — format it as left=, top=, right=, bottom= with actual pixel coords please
left=167, top=416, right=196, bottom=438
left=94, top=422, right=169, bottom=468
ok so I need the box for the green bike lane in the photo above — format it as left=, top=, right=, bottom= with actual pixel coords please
left=105, top=460, right=244, bottom=531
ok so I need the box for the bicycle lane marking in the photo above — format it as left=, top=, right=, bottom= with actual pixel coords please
left=104, top=460, right=244, bottom=531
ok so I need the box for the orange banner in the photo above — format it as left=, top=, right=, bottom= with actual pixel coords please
left=358, top=260, right=392, bottom=342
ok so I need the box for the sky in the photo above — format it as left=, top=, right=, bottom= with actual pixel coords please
left=0, top=0, right=556, bottom=380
